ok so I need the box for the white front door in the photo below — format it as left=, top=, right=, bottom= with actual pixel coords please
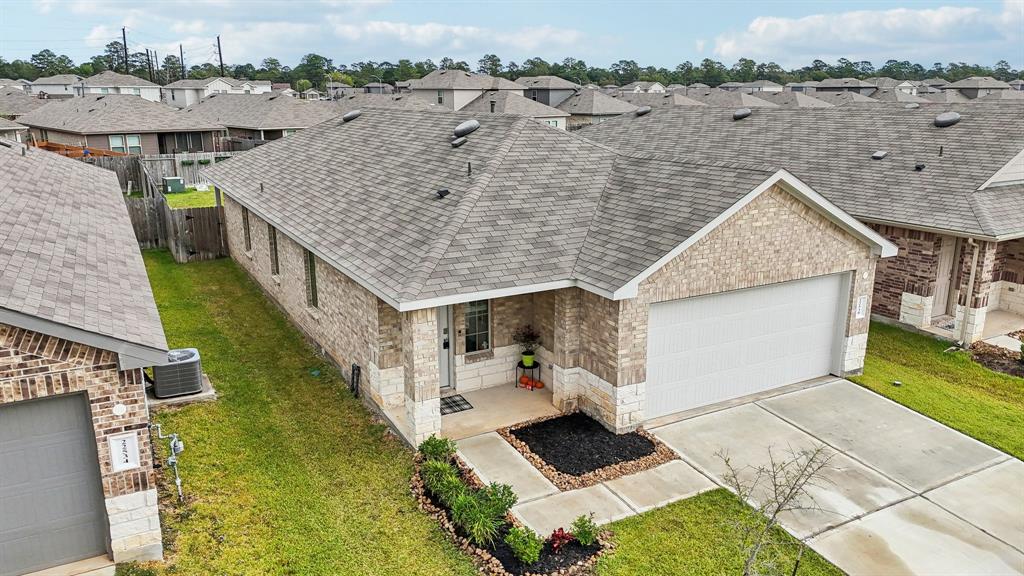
left=438, top=305, right=454, bottom=389
left=644, top=274, right=847, bottom=419
left=933, top=236, right=957, bottom=318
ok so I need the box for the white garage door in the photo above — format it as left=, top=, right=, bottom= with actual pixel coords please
left=645, top=274, right=846, bottom=419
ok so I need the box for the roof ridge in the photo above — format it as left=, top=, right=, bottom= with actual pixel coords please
left=569, top=150, right=623, bottom=282
left=400, top=116, right=532, bottom=301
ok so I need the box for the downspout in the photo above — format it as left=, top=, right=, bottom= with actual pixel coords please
left=957, top=238, right=980, bottom=347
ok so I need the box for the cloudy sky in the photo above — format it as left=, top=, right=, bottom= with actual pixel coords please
left=2, top=0, right=1021, bottom=69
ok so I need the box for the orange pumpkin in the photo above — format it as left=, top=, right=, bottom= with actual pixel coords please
left=519, top=375, right=531, bottom=386
left=532, top=380, right=545, bottom=389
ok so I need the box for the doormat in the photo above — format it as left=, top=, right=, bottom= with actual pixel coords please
left=440, top=394, right=473, bottom=415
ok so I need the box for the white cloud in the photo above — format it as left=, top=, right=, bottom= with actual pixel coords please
left=85, top=25, right=115, bottom=48
left=694, top=39, right=705, bottom=53
left=171, top=20, right=207, bottom=35
left=327, top=17, right=583, bottom=57
left=714, top=1, right=1023, bottom=66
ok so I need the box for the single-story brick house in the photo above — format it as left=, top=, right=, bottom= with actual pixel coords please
left=181, top=91, right=348, bottom=141
left=0, top=141, right=168, bottom=573
left=202, top=109, right=896, bottom=445
left=15, top=94, right=225, bottom=154
left=581, top=105, right=1024, bottom=345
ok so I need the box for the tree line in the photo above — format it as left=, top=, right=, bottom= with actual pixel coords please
left=3, top=43, right=1020, bottom=90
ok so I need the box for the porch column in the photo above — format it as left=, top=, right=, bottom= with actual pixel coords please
left=954, top=240, right=997, bottom=344
left=402, top=307, right=441, bottom=445
left=550, top=288, right=581, bottom=410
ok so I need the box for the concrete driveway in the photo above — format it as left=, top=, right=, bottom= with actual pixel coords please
left=652, top=379, right=1024, bottom=576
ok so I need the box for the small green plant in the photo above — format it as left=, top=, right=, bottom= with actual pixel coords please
left=479, top=482, right=517, bottom=517
left=434, top=473, right=467, bottom=508
left=421, top=459, right=467, bottom=508
left=571, top=513, right=599, bottom=546
left=419, top=434, right=457, bottom=462
left=421, top=459, right=457, bottom=488
left=115, top=563, right=159, bottom=576
left=504, top=525, right=544, bottom=565
left=180, top=159, right=194, bottom=166
left=452, top=492, right=502, bottom=546
left=1019, top=342, right=1023, bottom=365
left=198, top=158, right=212, bottom=165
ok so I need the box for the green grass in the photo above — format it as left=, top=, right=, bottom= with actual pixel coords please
left=850, top=321, right=1024, bottom=459
left=142, top=250, right=475, bottom=576
left=163, top=188, right=217, bottom=209
left=597, top=489, right=842, bottom=576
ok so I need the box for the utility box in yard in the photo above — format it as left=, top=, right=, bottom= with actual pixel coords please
left=163, top=176, right=185, bottom=193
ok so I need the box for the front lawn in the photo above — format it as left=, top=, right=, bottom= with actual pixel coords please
left=597, top=489, right=842, bottom=576
left=143, top=250, right=475, bottom=575
left=851, top=322, right=1024, bottom=459
left=164, top=187, right=217, bottom=209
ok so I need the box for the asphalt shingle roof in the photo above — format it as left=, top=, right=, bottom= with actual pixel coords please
left=579, top=105, right=1024, bottom=238
left=17, top=94, right=224, bottom=134
left=181, top=92, right=344, bottom=130
left=614, top=92, right=707, bottom=108
left=556, top=89, right=638, bottom=115
left=80, top=70, right=158, bottom=87
left=0, top=117, right=25, bottom=131
left=201, top=109, right=784, bottom=305
left=516, top=76, right=580, bottom=90
left=461, top=91, right=568, bottom=118
left=754, top=92, right=834, bottom=108
left=31, top=74, right=82, bottom=85
left=944, top=76, right=1012, bottom=89
left=410, top=70, right=524, bottom=91
left=0, top=142, right=167, bottom=351
left=0, top=89, right=48, bottom=116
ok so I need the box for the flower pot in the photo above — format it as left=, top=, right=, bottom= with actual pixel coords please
left=521, top=352, right=535, bottom=367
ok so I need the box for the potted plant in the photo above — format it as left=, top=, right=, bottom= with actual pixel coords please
left=513, top=325, right=541, bottom=367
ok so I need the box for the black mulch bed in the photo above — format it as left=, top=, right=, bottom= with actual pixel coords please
left=972, top=342, right=1024, bottom=378
left=419, top=467, right=603, bottom=576
left=510, top=412, right=656, bottom=476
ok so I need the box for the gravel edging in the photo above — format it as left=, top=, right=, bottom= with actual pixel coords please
left=411, top=454, right=614, bottom=576
left=970, top=341, right=1024, bottom=378
left=497, top=411, right=678, bottom=491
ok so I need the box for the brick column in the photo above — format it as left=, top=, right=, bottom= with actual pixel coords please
left=839, top=262, right=876, bottom=375
left=955, top=241, right=997, bottom=344
left=402, top=308, right=441, bottom=445
left=548, top=288, right=582, bottom=411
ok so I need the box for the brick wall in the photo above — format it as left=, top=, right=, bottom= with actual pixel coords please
left=0, top=324, right=161, bottom=562
left=991, top=239, right=1024, bottom=315
left=868, top=224, right=943, bottom=318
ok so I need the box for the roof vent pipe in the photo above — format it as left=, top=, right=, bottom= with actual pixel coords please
left=733, top=108, right=752, bottom=120
left=342, top=110, right=361, bottom=122
left=934, top=111, right=961, bottom=128
left=451, top=136, right=467, bottom=148
left=635, top=106, right=652, bottom=116
left=904, top=103, right=920, bottom=109
left=453, top=119, right=480, bottom=137
left=871, top=151, right=888, bottom=160
left=437, top=188, right=450, bottom=199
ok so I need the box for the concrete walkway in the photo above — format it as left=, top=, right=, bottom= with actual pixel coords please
left=457, top=379, right=1024, bottom=575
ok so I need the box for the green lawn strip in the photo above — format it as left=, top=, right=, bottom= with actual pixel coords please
left=597, top=489, right=842, bottom=576
left=144, top=250, right=475, bottom=575
left=850, top=322, right=1024, bottom=460
left=164, top=189, right=217, bottom=209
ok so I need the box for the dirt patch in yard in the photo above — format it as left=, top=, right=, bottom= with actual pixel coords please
left=499, top=411, right=677, bottom=491
left=970, top=342, right=1024, bottom=378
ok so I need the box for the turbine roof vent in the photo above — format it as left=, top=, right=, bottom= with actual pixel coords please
left=733, top=108, right=752, bottom=120
left=453, top=119, right=480, bottom=137
left=635, top=106, right=652, bottom=116
left=934, top=111, right=961, bottom=128
left=342, top=110, right=361, bottom=122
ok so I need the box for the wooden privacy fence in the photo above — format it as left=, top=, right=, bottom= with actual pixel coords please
left=122, top=164, right=227, bottom=263
left=85, top=151, right=239, bottom=193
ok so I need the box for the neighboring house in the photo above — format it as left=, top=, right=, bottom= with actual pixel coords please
left=17, top=94, right=225, bottom=154
left=717, top=81, right=744, bottom=91
left=0, top=77, right=26, bottom=90
left=681, top=88, right=778, bottom=107
left=665, top=83, right=685, bottom=91
left=687, top=82, right=710, bottom=89
left=0, top=141, right=168, bottom=574
left=301, top=88, right=321, bottom=100
left=973, top=89, right=1024, bottom=103
left=515, top=75, right=580, bottom=107
left=942, top=76, right=1012, bottom=99
left=556, top=89, right=639, bottom=130
left=75, top=70, right=161, bottom=101
left=815, top=78, right=878, bottom=95
left=738, top=80, right=784, bottom=93
left=784, top=80, right=819, bottom=93
left=0, top=87, right=49, bottom=119
left=754, top=92, right=834, bottom=108
left=201, top=108, right=895, bottom=445
left=580, top=105, right=1024, bottom=345
left=918, top=89, right=972, bottom=104
left=181, top=92, right=344, bottom=140
left=326, top=81, right=355, bottom=98
left=621, top=81, right=666, bottom=93
left=271, top=82, right=291, bottom=91
left=363, top=82, right=394, bottom=94
left=615, top=91, right=707, bottom=109
left=409, top=69, right=525, bottom=110
left=163, top=77, right=272, bottom=108
left=1008, top=79, right=1024, bottom=91
left=333, top=92, right=444, bottom=112
left=460, top=90, right=570, bottom=129
left=29, top=73, right=82, bottom=98
left=0, top=117, right=27, bottom=141
left=865, top=77, right=918, bottom=95
left=868, top=88, right=931, bottom=104
left=395, top=80, right=412, bottom=93
left=921, top=77, right=949, bottom=89
left=810, top=91, right=882, bottom=106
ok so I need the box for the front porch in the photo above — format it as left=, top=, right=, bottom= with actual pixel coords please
left=440, top=385, right=560, bottom=440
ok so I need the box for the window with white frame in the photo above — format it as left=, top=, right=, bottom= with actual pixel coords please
left=464, top=300, right=490, bottom=353
left=304, top=249, right=318, bottom=308
left=268, top=224, right=279, bottom=275
left=437, top=90, right=443, bottom=104
left=108, top=134, right=141, bottom=154
left=242, top=207, right=252, bottom=251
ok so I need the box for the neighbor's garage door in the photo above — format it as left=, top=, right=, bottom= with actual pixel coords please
left=0, top=394, right=108, bottom=576
left=645, top=274, right=846, bottom=419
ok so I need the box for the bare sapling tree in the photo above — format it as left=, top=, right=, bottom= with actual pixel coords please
left=717, top=444, right=837, bottom=576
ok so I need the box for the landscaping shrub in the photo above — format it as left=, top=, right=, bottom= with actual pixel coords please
left=571, top=513, right=599, bottom=546
left=478, top=482, right=517, bottom=517
left=435, top=473, right=467, bottom=508
left=421, top=459, right=466, bottom=508
left=419, top=434, right=457, bottom=462
left=198, top=158, right=211, bottom=165
left=451, top=491, right=502, bottom=546
left=114, top=563, right=158, bottom=576
left=550, top=527, right=574, bottom=553
left=504, top=526, right=544, bottom=565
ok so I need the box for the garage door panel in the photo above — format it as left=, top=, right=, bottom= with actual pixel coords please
left=645, top=274, right=844, bottom=419
left=0, top=395, right=108, bottom=576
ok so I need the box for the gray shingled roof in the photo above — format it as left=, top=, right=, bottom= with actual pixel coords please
left=754, top=92, right=834, bottom=108
left=944, top=76, right=1011, bottom=90
left=0, top=89, right=48, bottom=117
left=181, top=92, right=343, bottom=130
left=333, top=92, right=443, bottom=111
left=461, top=91, right=568, bottom=118
left=809, top=91, right=881, bottom=105
left=556, top=89, right=638, bottom=115
left=31, top=74, right=82, bottom=85
left=0, top=118, right=25, bottom=131
left=681, top=88, right=778, bottom=107
left=0, top=142, right=167, bottom=352
left=974, top=90, right=1024, bottom=102
left=869, top=88, right=931, bottom=103
left=579, top=105, right=1024, bottom=239
left=17, top=94, right=224, bottom=134
left=918, top=90, right=972, bottom=104
left=410, top=70, right=525, bottom=90
left=516, top=76, right=580, bottom=90
left=164, top=77, right=226, bottom=89
left=614, top=91, right=707, bottom=108
left=80, top=70, right=158, bottom=87
left=817, top=78, right=877, bottom=88
left=201, top=108, right=790, bottom=306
